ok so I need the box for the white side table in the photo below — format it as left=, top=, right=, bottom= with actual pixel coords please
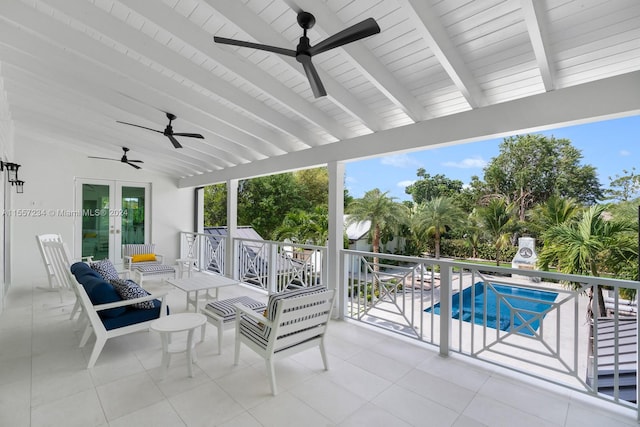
left=150, top=313, right=207, bottom=379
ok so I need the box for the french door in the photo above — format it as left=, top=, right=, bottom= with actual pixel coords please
left=75, top=178, right=150, bottom=265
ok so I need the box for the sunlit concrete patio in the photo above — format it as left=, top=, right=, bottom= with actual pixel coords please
left=1, top=278, right=636, bottom=427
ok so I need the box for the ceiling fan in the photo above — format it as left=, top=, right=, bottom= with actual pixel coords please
left=88, top=147, right=143, bottom=170
left=116, top=112, right=204, bottom=148
left=213, top=11, right=380, bottom=98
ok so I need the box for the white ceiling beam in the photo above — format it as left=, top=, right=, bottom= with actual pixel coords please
left=520, top=0, right=555, bottom=91
left=11, top=108, right=190, bottom=177
left=0, top=30, right=261, bottom=166
left=119, top=0, right=353, bottom=141
left=283, top=0, right=426, bottom=122
left=18, top=127, right=186, bottom=179
left=180, top=70, right=640, bottom=187
left=204, top=0, right=385, bottom=132
left=399, top=0, right=485, bottom=108
left=1, top=62, right=239, bottom=171
left=39, top=0, right=326, bottom=148
left=3, top=79, right=208, bottom=174
left=0, top=1, right=303, bottom=156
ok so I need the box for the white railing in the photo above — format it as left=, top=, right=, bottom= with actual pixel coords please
left=235, top=238, right=327, bottom=293
left=343, top=249, right=640, bottom=417
left=179, top=232, right=327, bottom=293
left=179, top=232, right=226, bottom=275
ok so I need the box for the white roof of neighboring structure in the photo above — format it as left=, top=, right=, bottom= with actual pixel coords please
left=344, top=215, right=371, bottom=241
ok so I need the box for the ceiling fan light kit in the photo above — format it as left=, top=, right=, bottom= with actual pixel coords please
left=214, top=11, right=380, bottom=98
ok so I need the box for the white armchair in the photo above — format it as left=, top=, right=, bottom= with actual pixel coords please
left=234, top=286, right=335, bottom=395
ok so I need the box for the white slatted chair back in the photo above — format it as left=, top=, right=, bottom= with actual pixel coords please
left=233, top=287, right=335, bottom=395
left=40, top=239, right=83, bottom=318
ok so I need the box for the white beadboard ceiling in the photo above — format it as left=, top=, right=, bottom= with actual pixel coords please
left=1, top=0, right=639, bottom=187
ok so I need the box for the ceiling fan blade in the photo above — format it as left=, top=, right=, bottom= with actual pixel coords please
left=127, top=159, right=144, bottom=163
left=126, top=162, right=142, bottom=170
left=299, top=55, right=326, bottom=98
left=116, top=121, right=163, bottom=134
left=308, top=18, right=380, bottom=56
left=214, top=36, right=297, bottom=57
left=167, top=134, right=183, bottom=149
left=88, top=156, right=119, bottom=161
left=173, top=132, right=204, bottom=139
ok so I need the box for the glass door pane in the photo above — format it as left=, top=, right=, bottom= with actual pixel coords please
left=81, top=183, right=111, bottom=260
left=121, top=186, right=146, bottom=245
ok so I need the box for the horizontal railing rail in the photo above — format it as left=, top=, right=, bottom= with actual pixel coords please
left=342, top=249, right=640, bottom=417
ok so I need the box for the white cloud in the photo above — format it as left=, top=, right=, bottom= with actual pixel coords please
left=397, top=180, right=415, bottom=189
left=380, top=154, right=421, bottom=168
left=442, top=156, right=487, bottom=169
left=620, top=150, right=631, bottom=156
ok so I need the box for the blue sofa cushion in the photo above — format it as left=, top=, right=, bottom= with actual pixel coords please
left=71, top=262, right=126, bottom=318
left=101, top=299, right=166, bottom=330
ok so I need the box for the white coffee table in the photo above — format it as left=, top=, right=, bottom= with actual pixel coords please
left=166, top=273, right=240, bottom=312
left=150, top=313, right=207, bottom=379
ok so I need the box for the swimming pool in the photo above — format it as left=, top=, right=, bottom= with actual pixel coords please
left=426, top=282, right=558, bottom=336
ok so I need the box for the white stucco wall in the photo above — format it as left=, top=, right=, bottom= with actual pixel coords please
left=11, top=138, right=194, bottom=288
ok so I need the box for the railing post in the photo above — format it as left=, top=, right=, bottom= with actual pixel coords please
left=268, top=242, right=278, bottom=294
left=198, top=234, right=205, bottom=273
left=337, top=250, right=347, bottom=319
left=439, top=264, right=452, bottom=357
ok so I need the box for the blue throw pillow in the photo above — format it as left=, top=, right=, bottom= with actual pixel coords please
left=109, top=278, right=155, bottom=309
left=90, top=259, right=120, bottom=281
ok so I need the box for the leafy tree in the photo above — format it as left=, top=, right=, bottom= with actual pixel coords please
left=237, top=173, right=304, bottom=239
left=477, top=198, right=517, bottom=265
left=538, top=205, right=636, bottom=317
left=293, top=168, right=328, bottom=210
left=483, top=134, right=602, bottom=221
left=405, top=168, right=464, bottom=204
left=203, top=183, right=227, bottom=227
left=604, top=168, right=640, bottom=202
left=414, top=196, right=466, bottom=258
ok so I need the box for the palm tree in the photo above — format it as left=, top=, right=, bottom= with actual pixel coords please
left=477, top=198, right=516, bottom=266
left=346, top=189, right=407, bottom=291
left=273, top=206, right=328, bottom=245
left=527, top=194, right=580, bottom=236
left=538, top=205, right=636, bottom=317
left=414, top=196, right=466, bottom=258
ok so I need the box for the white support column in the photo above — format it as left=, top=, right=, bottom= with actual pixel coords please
left=225, top=179, right=238, bottom=279
left=195, top=187, right=204, bottom=234
left=328, top=161, right=345, bottom=318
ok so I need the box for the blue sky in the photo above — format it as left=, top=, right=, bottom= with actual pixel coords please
left=345, top=114, right=640, bottom=202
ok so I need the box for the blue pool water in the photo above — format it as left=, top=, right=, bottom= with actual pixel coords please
left=426, top=282, right=558, bottom=336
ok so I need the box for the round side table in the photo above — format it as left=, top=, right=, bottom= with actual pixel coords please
left=150, top=313, right=207, bottom=379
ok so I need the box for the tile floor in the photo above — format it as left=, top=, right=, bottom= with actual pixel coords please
left=1, top=279, right=637, bottom=427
